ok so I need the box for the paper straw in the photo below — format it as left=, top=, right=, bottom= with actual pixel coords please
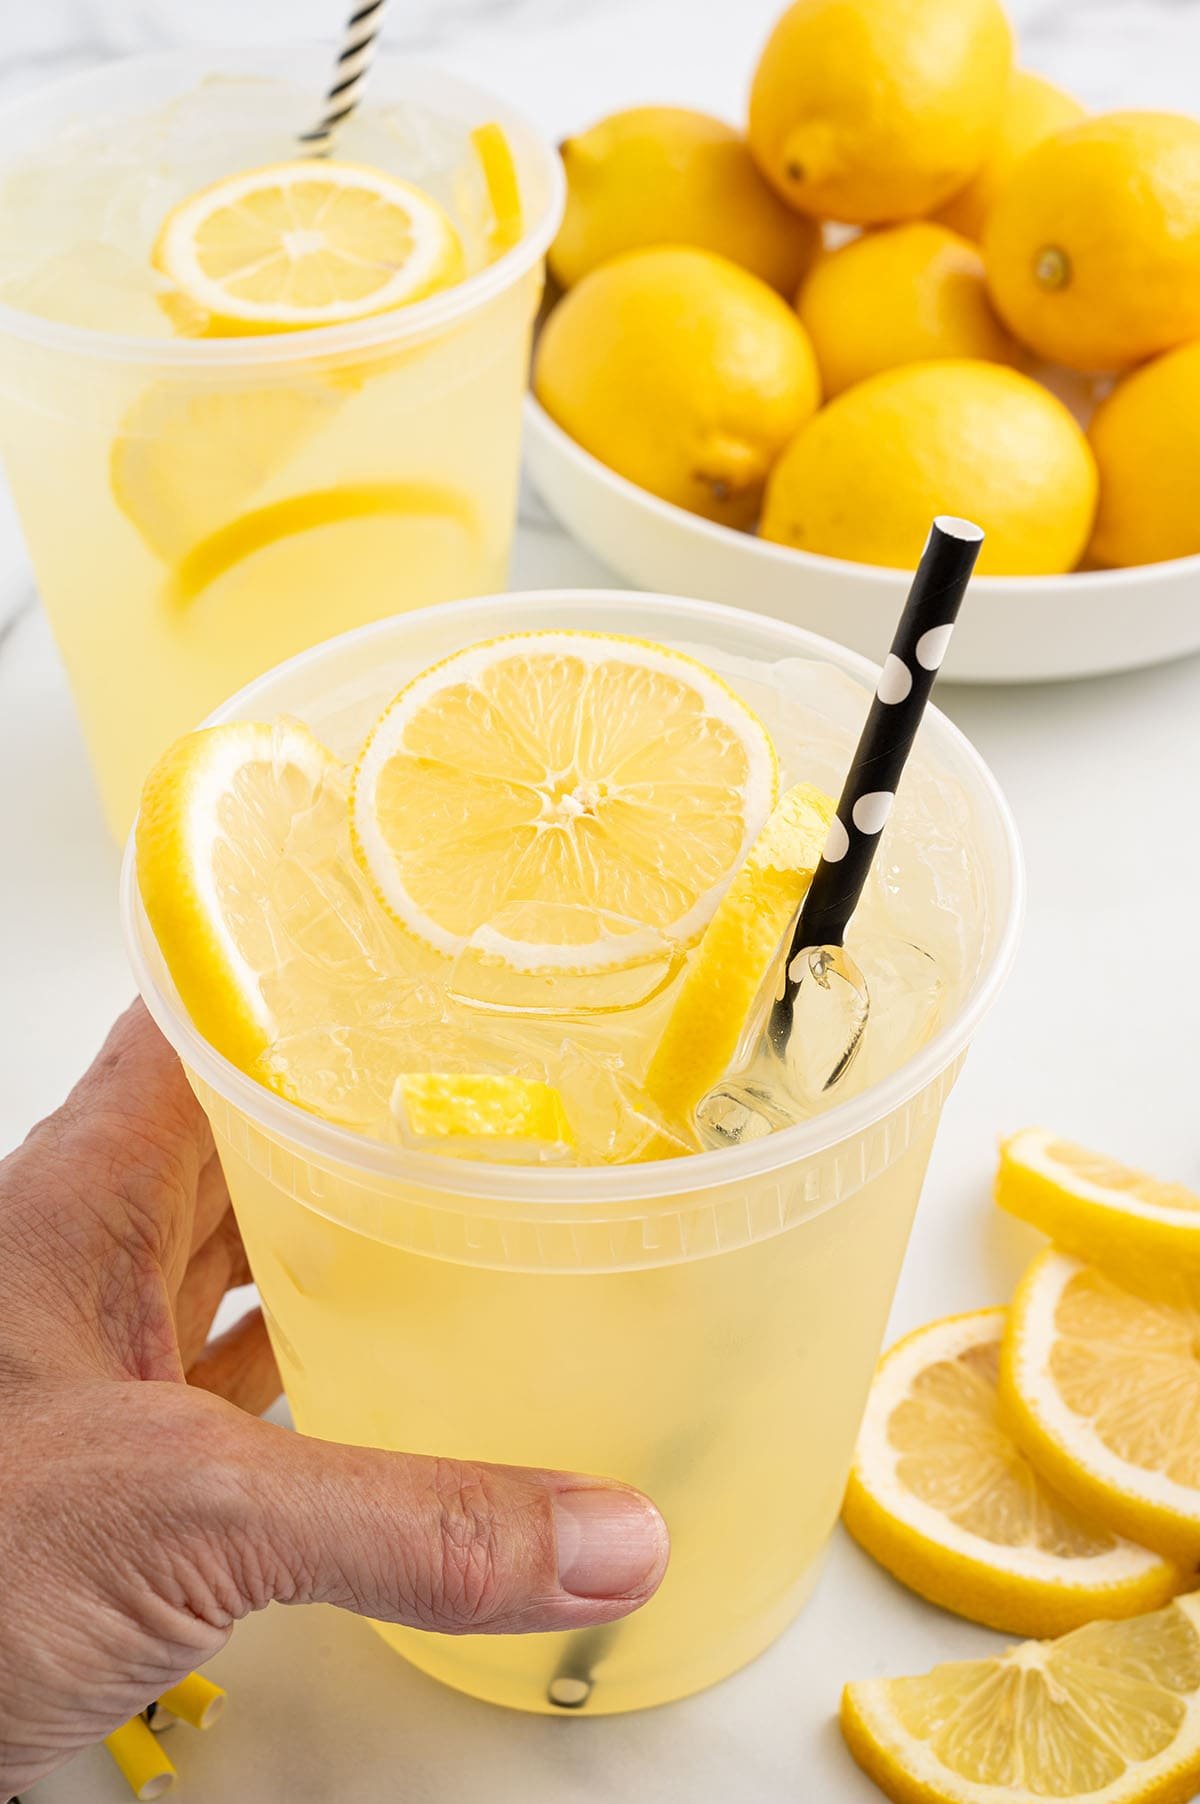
left=299, top=1, right=391, bottom=157
left=104, top=1719, right=177, bottom=1799
left=156, top=1672, right=227, bottom=1731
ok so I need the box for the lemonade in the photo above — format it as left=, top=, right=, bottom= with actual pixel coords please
left=125, top=590, right=1022, bottom=1714
left=0, top=50, right=562, bottom=837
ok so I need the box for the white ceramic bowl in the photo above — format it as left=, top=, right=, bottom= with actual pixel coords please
left=524, top=396, right=1200, bottom=684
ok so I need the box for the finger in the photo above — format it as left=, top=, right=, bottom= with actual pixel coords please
left=188, top=1150, right=233, bottom=1261
left=187, top=1307, right=281, bottom=1417
left=175, top=1210, right=253, bottom=1368
left=178, top=1397, right=669, bottom=1637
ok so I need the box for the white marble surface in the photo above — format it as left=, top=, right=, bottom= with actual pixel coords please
left=6, top=2, right=1200, bottom=1801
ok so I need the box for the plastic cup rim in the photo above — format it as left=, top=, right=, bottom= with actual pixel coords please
left=120, top=588, right=1026, bottom=1206
left=0, top=46, right=566, bottom=367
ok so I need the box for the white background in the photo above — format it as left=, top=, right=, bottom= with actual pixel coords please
left=5, top=2, right=1200, bottom=1799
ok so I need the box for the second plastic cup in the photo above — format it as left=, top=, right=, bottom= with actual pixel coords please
left=0, top=49, right=563, bottom=838
left=124, top=591, right=1023, bottom=1715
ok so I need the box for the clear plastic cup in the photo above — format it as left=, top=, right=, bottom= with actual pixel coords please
left=0, top=49, right=563, bottom=839
left=122, top=591, right=1023, bottom=1716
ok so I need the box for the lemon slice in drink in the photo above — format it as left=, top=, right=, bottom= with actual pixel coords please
left=844, top=1308, right=1180, bottom=1640
left=842, top=1593, right=1200, bottom=1804
left=642, top=780, right=833, bottom=1123
left=392, top=1073, right=574, bottom=1159
left=1003, top=1248, right=1200, bottom=1563
left=470, top=123, right=523, bottom=255
left=136, top=719, right=341, bottom=1076
left=998, top=1128, right=1200, bottom=1273
left=112, top=380, right=344, bottom=561
left=153, top=160, right=464, bottom=335
left=351, top=632, right=778, bottom=971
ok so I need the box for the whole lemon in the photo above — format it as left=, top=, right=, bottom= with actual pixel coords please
left=534, top=246, right=820, bottom=528
left=796, top=222, right=1019, bottom=397
left=1087, top=340, right=1200, bottom=567
left=984, top=112, right=1200, bottom=371
left=935, top=69, right=1086, bottom=241
left=550, top=107, right=820, bottom=294
left=760, top=360, right=1097, bottom=574
left=748, top=0, right=1013, bottom=224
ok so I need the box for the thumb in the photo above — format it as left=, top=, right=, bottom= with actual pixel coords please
left=187, top=1399, right=670, bottom=1637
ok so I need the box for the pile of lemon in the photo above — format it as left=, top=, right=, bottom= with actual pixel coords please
left=533, top=0, right=1200, bottom=576
left=838, top=1128, right=1200, bottom=1804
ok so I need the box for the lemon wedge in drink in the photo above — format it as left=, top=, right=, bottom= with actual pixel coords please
left=842, top=1593, right=1200, bottom=1804
left=844, top=1307, right=1180, bottom=1640
left=1002, top=1248, right=1200, bottom=1563
left=136, top=719, right=342, bottom=1076
left=350, top=631, right=778, bottom=971
left=997, top=1127, right=1200, bottom=1272
left=153, top=160, right=464, bottom=336
left=642, top=780, right=833, bottom=1124
left=392, top=1073, right=573, bottom=1159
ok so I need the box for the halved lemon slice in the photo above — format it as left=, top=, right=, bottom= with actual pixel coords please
left=998, top=1128, right=1200, bottom=1273
left=350, top=631, right=778, bottom=972
left=1003, top=1247, right=1200, bottom=1563
left=136, top=719, right=341, bottom=1076
left=153, top=160, right=464, bottom=335
left=470, top=123, right=523, bottom=255
left=642, top=780, right=833, bottom=1124
left=845, top=1308, right=1180, bottom=1640
left=842, top=1593, right=1200, bottom=1804
left=392, top=1073, right=574, bottom=1160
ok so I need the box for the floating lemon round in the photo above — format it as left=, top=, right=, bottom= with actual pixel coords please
left=761, top=361, right=1097, bottom=576
left=153, top=159, right=464, bottom=335
left=351, top=631, right=779, bottom=972
left=844, top=1307, right=1180, bottom=1639
left=842, top=1593, right=1200, bottom=1804
left=796, top=222, right=1018, bottom=398
left=1003, top=1248, right=1200, bottom=1563
left=550, top=106, right=819, bottom=294
left=748, top=0, right=1013, bottom=224
left=984, top=112, right=1200, bottom=371
left=534, top=246, right=820, bottom=529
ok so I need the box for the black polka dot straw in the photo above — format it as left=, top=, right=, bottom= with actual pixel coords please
left=783, top=514, right=984, bottom=965
left=695, top=515, right=984, bottom=1144
left=298, top=0, right=390, bottom=157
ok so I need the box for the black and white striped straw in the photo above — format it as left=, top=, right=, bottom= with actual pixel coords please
left=769, top=515, right=984, bottom=1045
left=299, top=0, right=391, bottom=157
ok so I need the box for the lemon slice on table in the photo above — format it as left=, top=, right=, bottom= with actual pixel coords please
left=998, top=1128, right=1200, bottom=1273
left=844, top=1308, right=1180, bottom=1640
left=842, top=1593, right=1200, bottom=1804
left=350, top=632, right=778, bottom=972
left=1002, top=1247, right=1200, bottom=1563
left=470, top=123, right=523, bottom=255
left=153, top=160, right=464, bottom=335
left=642, top=780, right=833, bottom=1124
left=392, top=1073, right=573, bottom=1159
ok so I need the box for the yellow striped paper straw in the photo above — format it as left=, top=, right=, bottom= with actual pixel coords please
left=104, top=1717, right=176, bottom=1799
left=157, top=1671, right=227, bottom=1731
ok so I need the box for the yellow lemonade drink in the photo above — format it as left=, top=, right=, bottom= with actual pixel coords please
left=0, top=50, right=562, bottom=837
left=125, top=591, right=1022, bottom=1715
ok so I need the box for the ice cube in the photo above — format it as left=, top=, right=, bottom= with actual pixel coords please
left=447, top=901, right=681, bottom=1017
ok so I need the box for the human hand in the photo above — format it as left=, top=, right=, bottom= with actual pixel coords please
left=0, top=1003, right=668, bottom=1796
